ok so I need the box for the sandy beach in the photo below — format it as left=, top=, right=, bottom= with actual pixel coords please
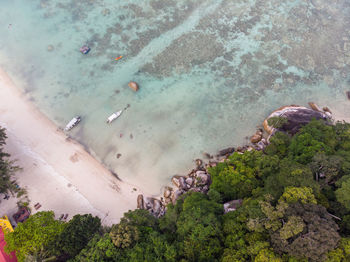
left=0, top=68, right=140, bottom=226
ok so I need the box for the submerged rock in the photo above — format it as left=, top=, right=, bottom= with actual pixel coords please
left=128, top=81, right=139, bottom=92
left=218, top=147, right=235, bottom=156
left=347, top=91, right=350, bottom=100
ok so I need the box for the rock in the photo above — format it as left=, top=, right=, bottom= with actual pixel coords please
left=172, top=189, right=183, bottom=204
left=236, top=146, right=244, bottom=153
left=188, top=187, right=201, bottom=193
left=196, top=170, right=206, bottom=176
left=224, top=199, right=243, bottom=214
left=150, top=198, right=162, bottom=216
left=47, top=45, right=54, bottom=52
left=202, top=185, right=209, bottom=192
left=195, top=159, right=203, bottom=167
left=325, top=112, right=332, bottom=119
left=163, top=187, right=172, bottom=198
left=128, top=81, right=139, bottom=92
left=256, top=141, right=266, bottom=151
left=195, top=173, right=210, bottom=186
left=347, top=91, right=350, bottom=100
left=178, top=176, right=187, bottom=190
left=250, top=133, right=262, bottom=143
left=185, top=177, right=193, bottom=186
left=171, top=175, right=182, bottom=188
left=323, top=107, right=332, bottom=114
left=308, top=102, right=322, bottom=112
left=137, top=194, right=144, bottom=209
left=218, top=147, right=235, bottom=156
left=203, top=152, right=213, bottom=159
left=263, top=105, right=330, bottom=135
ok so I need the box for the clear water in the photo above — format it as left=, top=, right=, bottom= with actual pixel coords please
left=1, top=0, right=350, bottom=195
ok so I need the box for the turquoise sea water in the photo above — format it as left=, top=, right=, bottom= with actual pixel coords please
left=1, top=0, right=350, bottom=194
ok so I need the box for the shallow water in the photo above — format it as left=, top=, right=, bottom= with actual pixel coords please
left=1, top=0, right=350, bottom=194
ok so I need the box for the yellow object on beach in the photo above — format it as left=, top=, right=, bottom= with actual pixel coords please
left=0, top=215, right=14, bottom=233
left=115, top=55, right=123, bottom=61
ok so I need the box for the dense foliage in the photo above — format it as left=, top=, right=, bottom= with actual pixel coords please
left=5, top=120, right=350, bottom=261
left=0, top=126, right=20, bottom=194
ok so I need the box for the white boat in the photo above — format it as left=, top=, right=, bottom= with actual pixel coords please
left=64, top=116, right=81, bottom=131
left=107, top=110, right=123, bottom=123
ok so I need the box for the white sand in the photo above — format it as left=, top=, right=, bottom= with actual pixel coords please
left=0, top=68, right=140, bottom=226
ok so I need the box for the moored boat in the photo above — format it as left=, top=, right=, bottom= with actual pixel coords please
left=64, top=116, right=81, bottom=131
left=107, top=110, right=123, bottom=123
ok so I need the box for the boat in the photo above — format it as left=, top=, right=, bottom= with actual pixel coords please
left=115, top=55, right=123, bottom=61
left=64, top=116, right=81, bottom=131
left=107, top=110, right=123, bottom=123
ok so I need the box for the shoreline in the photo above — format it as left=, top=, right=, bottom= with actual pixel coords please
left=0, top=68, right=142, bottom=225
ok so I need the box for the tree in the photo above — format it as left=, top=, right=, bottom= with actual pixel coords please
left=310, top=153, right=343, bottom=185
left=263, top=159, right=319, bottom=200
left=335, top=176, right=350, bottom=211
left=288, top=120, right=336, bottom=164
left=0, top=127, right=21, bottom=194
left=5, top=211, right=65, bottom=262
left=279, top=186, right=317, bottom=205
left=55, top=214, right=101, bottom=259
left=209, top=151, right=264, bottom=201
left=72, top=234, right=121, bottom=262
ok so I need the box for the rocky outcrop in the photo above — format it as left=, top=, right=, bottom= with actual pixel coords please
left=263, top=104, right=331, bottom=135
left=164, top=170, right=212, bottom=205
left=137, top=195, right=165, bottom=217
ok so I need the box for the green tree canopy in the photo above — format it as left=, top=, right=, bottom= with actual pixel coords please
left=0, top=127, right=20, bottom=194
left=54, top=214, right=101, bottom=259
left=5, top=211, right=65, bottom=262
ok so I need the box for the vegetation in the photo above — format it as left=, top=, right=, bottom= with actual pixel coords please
left=4, top=119, right=350, bottom=261
left=0, top=127, right=20, bottom=194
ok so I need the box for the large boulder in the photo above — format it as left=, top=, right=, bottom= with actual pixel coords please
left=171, top=175, right=182, bottom=188
left=195, top=173, right=211, bottom=187
left=263, top=105, right=331, bottom=135
left=163, top=187, right=172, bottom=198
left=137, top=194, right=144, bottom=209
